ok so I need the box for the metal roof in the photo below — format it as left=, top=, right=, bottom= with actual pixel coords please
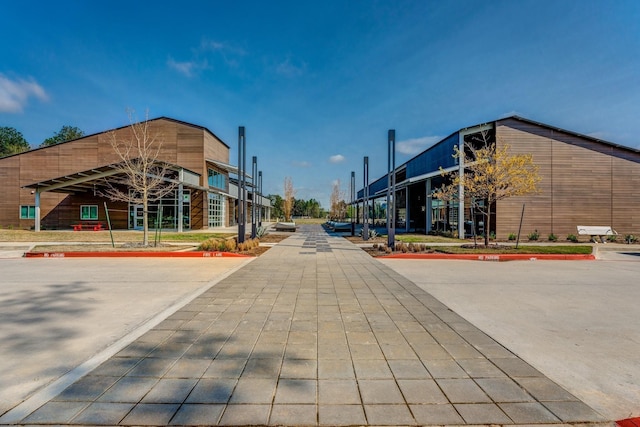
left=23, top=161, right=205, bottom=194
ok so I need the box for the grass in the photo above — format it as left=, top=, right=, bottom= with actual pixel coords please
left=431, top=245, right=593, bottom=255
left=0, top=229, right=233, bottom=243
left=396, top=234, right=465, bottom=244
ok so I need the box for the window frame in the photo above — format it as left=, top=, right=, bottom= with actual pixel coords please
left=20, top=205, right=36, bottom=219
left=80, top=205, right=99, bottom=220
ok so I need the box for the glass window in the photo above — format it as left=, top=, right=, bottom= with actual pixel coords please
left=208, top=193, right=224, bottom=227
left=208, top=168, right=226, bottom=190
left=20, top=205, right=36, bottom=219
left=80, top=205, right=98, bottom=220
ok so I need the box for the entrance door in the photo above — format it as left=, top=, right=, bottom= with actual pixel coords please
left=132, top=204, right=144, bottom=230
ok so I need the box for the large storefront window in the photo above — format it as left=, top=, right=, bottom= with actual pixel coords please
left=208, top=168, right=226, bottom=190
left=208, top=193, right=225, bottom=228
left=128, top=189, right=190, bottom=230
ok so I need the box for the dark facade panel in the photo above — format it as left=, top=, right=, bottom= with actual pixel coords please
left=406, top=132, right=458, bottom=179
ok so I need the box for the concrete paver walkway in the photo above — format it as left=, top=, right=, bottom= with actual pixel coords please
left=1, top=225, right=608, bottom=426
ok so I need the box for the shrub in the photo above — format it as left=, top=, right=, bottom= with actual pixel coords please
left=489, top=231, right=496, bottom=240
left=625, top=234, right=638, bottom=244
left=507, top=233, right=517, bottom=241
left=566, top=234, right=578, bottom=243
left=372, top=243, right=378, bottom=249
left=548, top=233, right=558, bottom=242
left=256, top=226, right=267, bottom=238
left=527, top=230, right=539, bottom=241
left=224, top=238, right=237, bottom=251
left=606, top=234, right=617, bottom=243
left=199, top=237, right=224, bottom=251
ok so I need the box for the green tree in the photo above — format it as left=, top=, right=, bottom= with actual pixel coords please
left=0, top=126, right=30, bottom=157
left=306, top=198, right=321, bottom=218
left=269, top=194, right=284, bottom=219
left=40, top=125, right=85, bottom=147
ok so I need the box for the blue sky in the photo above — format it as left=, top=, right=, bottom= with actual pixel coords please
left=1, top=0, right=639, bottom=208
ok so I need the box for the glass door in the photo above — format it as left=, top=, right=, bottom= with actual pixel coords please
left=130, top=204, right=144, bottom=230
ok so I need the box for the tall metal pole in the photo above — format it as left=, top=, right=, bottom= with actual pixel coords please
left=350, top=171, right=355, bottom=222
left=238, top=126, right=245, bottom=243
left=387, top=129, right=396, bottom=249
left=258, top=171, right=263, bottom=227
left=251, top=156, right=257, bottom=238
left=363, top=157, right=369, bottom=241
left=350, top=171, right=355, bottom=236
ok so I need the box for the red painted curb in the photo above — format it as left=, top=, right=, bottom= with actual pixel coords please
left=379, top=253, right=595, bottom=261
left=617, top=417, right=640, bottom=427
left=24, top=251, right=251, bottom=258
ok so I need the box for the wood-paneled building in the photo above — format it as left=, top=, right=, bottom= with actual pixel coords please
left=0, top=117, right=270, bottom=231
left=357, top=116, right=640, bottom=239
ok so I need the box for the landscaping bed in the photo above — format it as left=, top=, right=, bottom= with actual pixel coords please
left=362, top=241, right=594, bottom=257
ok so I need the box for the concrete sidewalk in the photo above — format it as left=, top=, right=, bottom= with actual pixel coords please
left=1, top=224, right=609, bottom=426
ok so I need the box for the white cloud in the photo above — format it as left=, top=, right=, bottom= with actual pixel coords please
left=329, top=154, right=345, bottom=163
left=292, top=160, right=311, bottom=168
left=0, top=74, right=48, bottom=113
left=167, top=57, right=198, bottom=77
left=200, top=39, right=245, bottom=56
left=168, top=39, right=244, bottom=76
left=397, top=136, right=441, bottom=155
left=275, top=57, right=306, bottom=78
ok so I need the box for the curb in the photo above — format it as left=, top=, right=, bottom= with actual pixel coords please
left=24, top=251, right=251, bottom=258
left=379, top=253, right=596, bottom=261
left=617, top=418, right=640, bottom=427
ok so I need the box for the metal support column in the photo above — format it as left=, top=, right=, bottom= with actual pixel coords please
left=238, top=126, right=246, bottom=243
left=425, top=178, right=432, bottom=234
left=34, top=189, right=41, bottom=232
left=387, top=129, right=396, bottom=248
left=363, top=157, right=369, bottom=241
left=177, top=169, right=184, bottom=233
left=258, top=171, right=263, bottom=227
left=251, top=156, right=257, bottom=238
left=457, top=134, right=465, bottom=239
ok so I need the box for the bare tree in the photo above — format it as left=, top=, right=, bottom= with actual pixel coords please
left=330, top=179, right=347, bottom=220
left=101, top=111, right=177, bottom=245
left=283, top=176, right=295, bottom=222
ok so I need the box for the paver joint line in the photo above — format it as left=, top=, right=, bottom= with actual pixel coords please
left=2, top=224, right=609, bottom=426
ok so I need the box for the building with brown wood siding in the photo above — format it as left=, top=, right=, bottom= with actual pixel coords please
left=356, top=116, right=640, bottom=240
left=0, top=117, right=270, bottom=231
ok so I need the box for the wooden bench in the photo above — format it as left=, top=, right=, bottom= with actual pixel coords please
left=577, top=225, right=617, bottom=243
left=72, top=222, right=104, bottom=231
